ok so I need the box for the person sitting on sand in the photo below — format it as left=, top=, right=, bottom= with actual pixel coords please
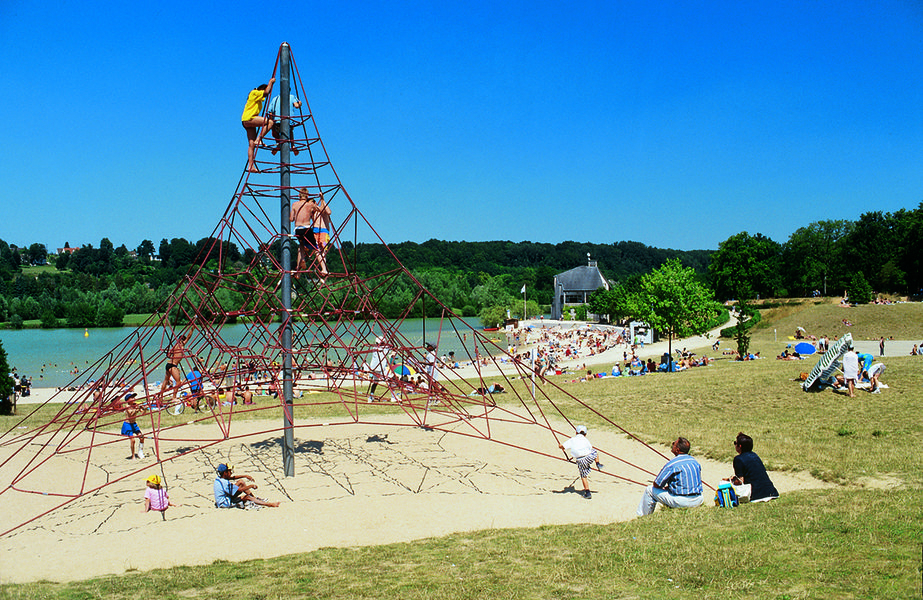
left=213, top=464, right=280, bottom=509
left=143, top=474, right=175, bottom=513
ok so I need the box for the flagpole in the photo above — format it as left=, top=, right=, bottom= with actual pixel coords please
left=521, top=284, right=527, bottom=321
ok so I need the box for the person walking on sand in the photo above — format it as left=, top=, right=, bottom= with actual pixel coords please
left=879, top=336, right=885, bottom=356
left=241, top=77, right=275, bottom=173
left=121, top=393, right=146, bottom=460
left=558, top=425, right=604, bottom=499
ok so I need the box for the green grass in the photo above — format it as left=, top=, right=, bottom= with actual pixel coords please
left=750, top=298, right=923, bottom=343
left=20, top=265, right=60, bottom=276
left=2, top=300, right=922, bottom=599
left=122, top=313, right=154, bottom=326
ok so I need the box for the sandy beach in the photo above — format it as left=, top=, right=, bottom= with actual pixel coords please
left=0, top=411, right=831, bottom=585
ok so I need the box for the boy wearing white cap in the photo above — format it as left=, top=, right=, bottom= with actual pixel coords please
left=558, top=425, right=604, bottom=499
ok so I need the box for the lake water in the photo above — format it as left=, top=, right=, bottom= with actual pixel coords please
left=0, top=318, right=507, bottom=388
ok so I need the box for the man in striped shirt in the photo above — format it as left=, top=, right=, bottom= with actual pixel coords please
left=637, top=437, right=703, bottom=516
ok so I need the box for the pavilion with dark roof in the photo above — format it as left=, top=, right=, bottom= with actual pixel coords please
left=551, top=258, right=610, bottom=320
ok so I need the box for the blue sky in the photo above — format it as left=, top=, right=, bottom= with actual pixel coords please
left=1, top=1, right=921, bottom=253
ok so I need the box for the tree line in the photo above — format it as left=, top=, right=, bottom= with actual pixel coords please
left=1, top=201, right=919, bottom=329
left=707, top=204, right=923, bottom=302
left=0, top=236, right=710, bottom=328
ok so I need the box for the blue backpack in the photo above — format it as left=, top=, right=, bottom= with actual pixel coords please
left=714, top=481, right=739, bottom=508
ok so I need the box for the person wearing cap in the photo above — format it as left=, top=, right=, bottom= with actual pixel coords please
left=637, top=437, right=703, bottom=516
left=143, top=474, right=175, bottom=513
left=213, top=464, right=280, bottom=509
left=120, top=393, right=145, bottom=460
left=558, top=425, right=604, bottom=499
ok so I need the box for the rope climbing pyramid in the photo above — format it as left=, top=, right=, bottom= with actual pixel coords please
left=0, top=43, right=668, bottom=536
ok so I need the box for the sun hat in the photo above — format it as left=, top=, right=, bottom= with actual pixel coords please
left=217, top=463, right=232, bottom=474
left=576, top=425, right=588, bottom=434
left=146, top=474, right=161, bottom=485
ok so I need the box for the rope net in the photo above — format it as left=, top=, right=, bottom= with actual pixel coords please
left=0, top=44, right=668, bottom=536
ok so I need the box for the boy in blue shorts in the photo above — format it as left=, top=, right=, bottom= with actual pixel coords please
left=121, top=393, right=145, bottom=460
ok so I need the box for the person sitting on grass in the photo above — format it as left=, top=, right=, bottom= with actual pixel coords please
left=213, top=464, right=279, bottom=509
left=637, top=437, right=703, bottom=516
left=728, top=432, right=778, bottom=502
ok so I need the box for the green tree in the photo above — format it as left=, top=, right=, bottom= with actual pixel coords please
left=847, top=271, right=873, bottom=304
left=844, top=211, right=900, bottom=293
left=636, top=259, right=718, bottom=359
left=66, top=300, right=96, bottom=328
left=587, top=275, right=642, bottom=323
left=55, top=252, right=70, bottom=270
left=137, top=239, right=156, bottom=261
left=893, top=203, right=923, bottom=294
left=781, top=220, right=853, bottom=297
left=709, top=232, right=782, bottom=300
left=479, top=304, right=507, bottom=328
left=40, top=309, right=59, bottom=329
left=734, top=300, right=754, bottom=357
left=471, top=274, right=514, bottom=311
left=27, top=243, right=48, bottom=265
left=96, top=300, right=125, bottom=327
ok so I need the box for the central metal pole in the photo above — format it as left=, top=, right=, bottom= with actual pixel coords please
left=279, top=42, right=295, bottom=477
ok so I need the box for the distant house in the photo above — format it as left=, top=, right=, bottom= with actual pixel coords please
left=551, top=258, right=610, bottom=320
left=56, top=247, right=78, bottom=255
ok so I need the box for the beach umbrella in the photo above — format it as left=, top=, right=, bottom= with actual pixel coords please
left=392, top=364, right=415, bottom=376
left=803, top=333, right=852, bottom=391
left=795, top=342, right=816, bottom=355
